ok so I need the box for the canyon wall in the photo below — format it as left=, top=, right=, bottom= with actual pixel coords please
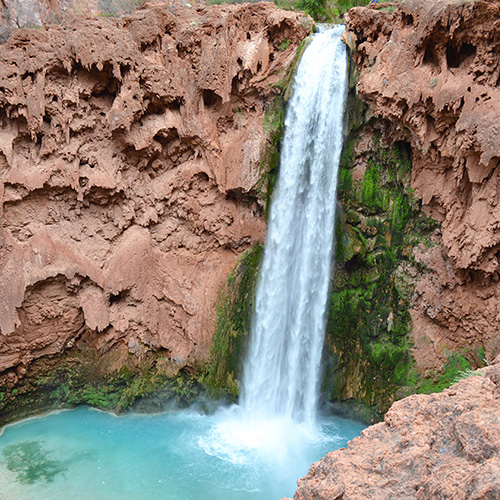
left=323, top=0, right=500, bottom=418
left=0, top=1, right=312, bottom=419
left=348, top=0, right=500, bottom=369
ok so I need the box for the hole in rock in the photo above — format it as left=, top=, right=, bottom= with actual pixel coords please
left=446, top=42, right=476, bottom=69
left=423, top=44, right=439, bottom=67
left=192, top=171, right=210, bottom=186
left=402, top=13, right=413, bottom=26
left=109, top=291, right=124, bottom=305
left=231, top=76, right=240, bottom=97
left=202, top=89, right=222, bottom=108
left=257, top=61, right=262, bottom=72
left=395, top=140, right=413, bottom=163
left=153, top=128, right=180, bottom=146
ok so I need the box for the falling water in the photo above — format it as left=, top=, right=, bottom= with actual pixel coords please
left=241, top=26, right=348, bottom=425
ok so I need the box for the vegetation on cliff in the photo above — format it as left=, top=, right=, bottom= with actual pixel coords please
left=322, top=127, right=437, bottom=417
left=322, top=58, right=487, bottom=419
left=203, top=244, right=264, bottom=399
left=293, top=0, right=370, bottom=23
left=0, top=347, right=202, bottom=427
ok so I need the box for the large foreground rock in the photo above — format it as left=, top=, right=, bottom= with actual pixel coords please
left=292, top=363, right=500, bottom=499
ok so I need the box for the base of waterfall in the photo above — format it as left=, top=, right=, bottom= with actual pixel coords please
left=0, top=406, right=365, bottom=499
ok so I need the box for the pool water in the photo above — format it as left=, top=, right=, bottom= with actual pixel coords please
left=0, top=406, right=365, bottom=500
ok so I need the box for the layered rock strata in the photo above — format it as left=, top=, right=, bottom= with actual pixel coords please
left=0, top=2, right=311, bottom=392
left=345, top=0, right=500, bottom=373
left=293, top=363, right=500, bottom=500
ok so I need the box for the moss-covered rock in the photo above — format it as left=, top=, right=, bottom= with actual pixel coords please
left=257, top=97, right=285, bottom=219
left=324, top=123, right=440, bottom=420
left=203, top=243, right=264, bottom=400
left=0, top=346, right=203, bottom=427
left=325, top=83, right=487, bottom=421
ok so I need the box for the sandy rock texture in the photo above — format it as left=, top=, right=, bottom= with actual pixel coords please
left=345, top=0, right=500, bottom=372
left=1, top=0, right=96, bottom=41
left=0, top=2, right=311, bottom=384
left=292, top=363, right=500, bottom=500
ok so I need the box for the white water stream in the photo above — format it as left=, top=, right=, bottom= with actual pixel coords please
left=242, top=26, right=348, bottom=425
left=199, top=26, right=349, bottom=470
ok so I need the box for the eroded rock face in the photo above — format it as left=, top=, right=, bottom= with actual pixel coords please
left=345, top=0, right=500, bottom=372
left=292, top=363, right=500, bottom=500
left=0, top=2, right=312, bottom=385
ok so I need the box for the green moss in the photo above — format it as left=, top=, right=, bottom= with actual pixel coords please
left=413, top=351, right=486, bottom=395
left=325, top=133, right=439, bottom=416
left=54, top=361, right=200, bottom=413
left=0, top=348, right=204, bottom=427
left=256, top=94, right=286, bottom=220
left=361, top=166, right=383, bottom=212
left=204, top=244, right=264, bottom=399
left=278, top=39, right=291, bottom=51
left=283, top=36, right=312, bottom=102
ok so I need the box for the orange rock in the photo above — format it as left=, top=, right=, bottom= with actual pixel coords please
left=0, top=2, right=312, bottom=376
left=292, top=363, right=500, bottom=500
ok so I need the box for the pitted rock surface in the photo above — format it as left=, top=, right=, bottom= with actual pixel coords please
left=291, top=363, right=500, bottom=500
left=345, top=0, right=500, bottom=372
left=0, top=2, right=311, bottom=382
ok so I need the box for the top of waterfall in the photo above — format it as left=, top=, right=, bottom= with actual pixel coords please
left=315, top=24, right=345, bottom=33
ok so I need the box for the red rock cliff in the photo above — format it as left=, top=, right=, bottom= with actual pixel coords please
left=0, top=2, right=312, bottom=387
left=345, top=0, right=500, bottom=373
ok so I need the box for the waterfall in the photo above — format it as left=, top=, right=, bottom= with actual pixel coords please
left=241, top=26, right=347, bottom=425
